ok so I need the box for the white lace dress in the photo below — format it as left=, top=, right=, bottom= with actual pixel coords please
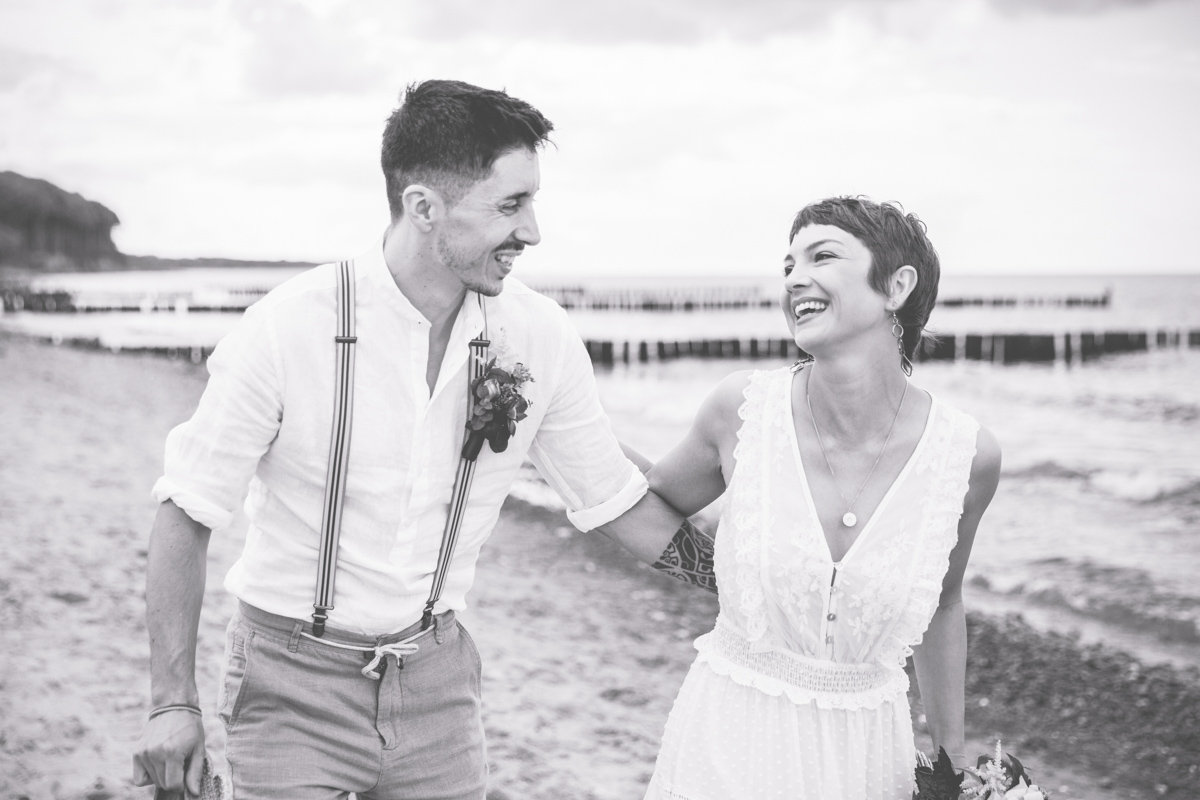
left=644, top=367, right=979, bottom=800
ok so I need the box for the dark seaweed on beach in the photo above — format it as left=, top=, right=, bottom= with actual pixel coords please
left=963, top=613, right=1200, bottom=799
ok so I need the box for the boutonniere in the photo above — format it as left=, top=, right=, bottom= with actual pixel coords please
left=462, top=357, right=534, bottom=461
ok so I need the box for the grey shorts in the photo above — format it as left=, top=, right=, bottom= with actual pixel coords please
left=220, top=602, right=486, bottom=800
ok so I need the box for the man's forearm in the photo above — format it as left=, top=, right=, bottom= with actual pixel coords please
left=596, top=488, right=718, bottom=595
left=145, top=500, right=211, bottom=707
left=652, top=519, right=717, bottom=594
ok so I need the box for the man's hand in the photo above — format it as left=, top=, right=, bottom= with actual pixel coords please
left=136, top=500, right=212, bottom=795
left=132, top=709, right=206, bottom=795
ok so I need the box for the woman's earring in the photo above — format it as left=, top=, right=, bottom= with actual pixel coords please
left=892, top=311, right=913, bottom=376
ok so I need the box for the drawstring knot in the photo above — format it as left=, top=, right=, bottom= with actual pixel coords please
left=361, top=641, right=420, bottom=680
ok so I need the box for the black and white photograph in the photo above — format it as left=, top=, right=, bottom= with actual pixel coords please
left=1, top=1, right=1197, bottom=799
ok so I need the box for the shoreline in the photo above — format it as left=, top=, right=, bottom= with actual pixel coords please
left=0, top=333, right=1194, bottom=799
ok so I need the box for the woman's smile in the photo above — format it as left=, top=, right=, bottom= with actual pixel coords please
left=792, top=297, right=830, bottom=322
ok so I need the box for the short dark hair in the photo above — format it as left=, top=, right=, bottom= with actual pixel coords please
left=789, top=196, right=940, bottom=360
left=381, top=80, right=554, bottom=218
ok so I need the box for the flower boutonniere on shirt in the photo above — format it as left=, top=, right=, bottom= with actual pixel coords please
left=462, top=357, right=534, bottom=461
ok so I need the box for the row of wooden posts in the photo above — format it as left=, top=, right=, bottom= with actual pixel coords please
left=15, top=328, right=1197, bottom=368
left=583, top=329, right=1200, bottom=366
left=534, top=286, right=1112, bottom=312
left=1, top=285, right=1114, bottom=314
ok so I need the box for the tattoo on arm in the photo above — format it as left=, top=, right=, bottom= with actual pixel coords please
left=653, top=519, right=718, bottom=595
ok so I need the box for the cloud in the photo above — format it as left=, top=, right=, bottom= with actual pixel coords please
left=407, top=0, right=865, bottom=44
left=405, top=0, right=1180, bottom=43
left=0, top=46, right=76, bottom=92
left=991, top=0, right=1174, bottom=16
left=234, top=0, right=386, bottom=96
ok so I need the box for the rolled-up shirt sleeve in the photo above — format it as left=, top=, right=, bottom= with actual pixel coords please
left=151, top=302, right=284, bottom=531
left=527, top=323, right=648, bottom=532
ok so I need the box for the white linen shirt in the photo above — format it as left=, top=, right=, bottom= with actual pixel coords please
left=153, top=240, right=647, bottom=635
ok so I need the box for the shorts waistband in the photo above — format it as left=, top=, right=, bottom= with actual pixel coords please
left=236, top=601, right=455, bottom=648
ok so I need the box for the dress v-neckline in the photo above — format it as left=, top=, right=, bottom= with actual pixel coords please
left=785, top=368, right=938, bottom=567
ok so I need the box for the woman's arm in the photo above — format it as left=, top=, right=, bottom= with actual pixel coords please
left=596, top=371, right=751, bottom=574
left=646, top=370, right=751, bottom=515
left=912, top=425, right=1001, bottom=768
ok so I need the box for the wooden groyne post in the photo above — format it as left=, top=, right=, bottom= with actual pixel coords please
left=583, top=329, right=1198, bottom=367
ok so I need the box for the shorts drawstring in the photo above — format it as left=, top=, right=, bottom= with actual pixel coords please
left=300, top=630, right=425, bottom=680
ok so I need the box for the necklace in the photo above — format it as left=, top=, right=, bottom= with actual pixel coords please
left=805, top=371, right=909, bottom=528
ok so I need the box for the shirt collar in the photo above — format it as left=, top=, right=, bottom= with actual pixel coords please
left=355, top=236, right=487, bottom=396
left=354, top=235, right=486, bottom=338
left=355, top=236, right=425, bottom=324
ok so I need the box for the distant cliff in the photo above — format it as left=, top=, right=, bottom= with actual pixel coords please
left=0, top=171, right=123, bottom=271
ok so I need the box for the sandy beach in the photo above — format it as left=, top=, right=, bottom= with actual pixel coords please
left=0, top=333, right=1185, bottom=800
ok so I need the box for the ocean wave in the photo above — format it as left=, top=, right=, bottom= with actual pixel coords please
left=1002, top=460, right=1093, bottom=481
left=1002, top=461, right=1200, bottom=505
left=1150, top=478, right=1200, bottom=506
left=968, top=557, right=1200, bottom=645
left=1067, top=390, right=1200, bottom=425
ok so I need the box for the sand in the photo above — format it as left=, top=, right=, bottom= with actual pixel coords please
left=0, top=334, right=1134, bottom=799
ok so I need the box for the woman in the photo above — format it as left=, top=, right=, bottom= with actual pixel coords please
left=641, top=197, right=1001, bottom=800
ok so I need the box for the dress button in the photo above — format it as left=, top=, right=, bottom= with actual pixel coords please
left=827, top=613, right=836, bottom=621
left=825, top=635, right=833, bottom=644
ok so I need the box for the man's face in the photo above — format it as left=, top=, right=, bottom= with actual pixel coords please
left=434, top=148, right=542, bottom=297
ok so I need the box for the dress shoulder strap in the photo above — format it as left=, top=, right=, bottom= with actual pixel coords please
left=725, top=367, right=791, bottom=645
left=934, top=400, right=981, bottom=473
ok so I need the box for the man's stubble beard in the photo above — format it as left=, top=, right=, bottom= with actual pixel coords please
left=435, top=231, right=503, bottom=298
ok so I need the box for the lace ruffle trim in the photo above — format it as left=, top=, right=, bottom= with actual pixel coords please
left=885, top=405, right=980, bottom=667
left=729, top=370, right=772, bottom=643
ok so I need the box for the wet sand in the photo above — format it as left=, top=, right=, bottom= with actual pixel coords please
left=0, top=334, right=1155, bottom=799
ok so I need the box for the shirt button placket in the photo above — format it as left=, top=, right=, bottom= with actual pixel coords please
left=825, top=576, right=839, bottom=656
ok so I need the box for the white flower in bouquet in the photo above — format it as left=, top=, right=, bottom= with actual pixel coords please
left=960, top=740, right=1049, bottom=800
left=1002, top=777, right=1045, bottom=800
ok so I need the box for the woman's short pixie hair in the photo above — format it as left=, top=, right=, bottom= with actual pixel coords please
left=790, top=196, right=940, bottom=360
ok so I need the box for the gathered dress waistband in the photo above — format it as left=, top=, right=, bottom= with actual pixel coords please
left=694, top=617, right=911, bottom=709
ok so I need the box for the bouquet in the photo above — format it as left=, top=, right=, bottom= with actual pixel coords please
left=914, top=741, right=1050, bottom=800
left=463, top=357, right=533, bottom=460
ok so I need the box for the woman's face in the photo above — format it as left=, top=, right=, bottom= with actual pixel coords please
left=780, top=224, right=890, bottom=357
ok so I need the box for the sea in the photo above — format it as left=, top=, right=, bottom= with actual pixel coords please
left=4, top=270, right=1199, bottom=670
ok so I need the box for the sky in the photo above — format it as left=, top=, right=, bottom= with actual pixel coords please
left=1, top=0, right=1198, bottom=277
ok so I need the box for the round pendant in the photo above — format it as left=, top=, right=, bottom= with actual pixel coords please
left=842, top=512, right=857, bottom=527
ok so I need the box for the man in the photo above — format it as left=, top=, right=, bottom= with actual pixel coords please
left=132, top=80, right=713, bottom=799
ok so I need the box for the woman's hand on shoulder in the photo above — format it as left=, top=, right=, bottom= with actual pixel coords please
left=647, top=370, right=754, bottom=517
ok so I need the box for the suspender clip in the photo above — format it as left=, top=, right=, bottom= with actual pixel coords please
left=311, top=609, right=328, bottom=638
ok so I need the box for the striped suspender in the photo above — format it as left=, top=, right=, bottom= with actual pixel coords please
left=423, top=300, right=489, bottom=631
left=312, top=260, right=357, bottom=637
left=310, top=264, right=490, bottom=638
